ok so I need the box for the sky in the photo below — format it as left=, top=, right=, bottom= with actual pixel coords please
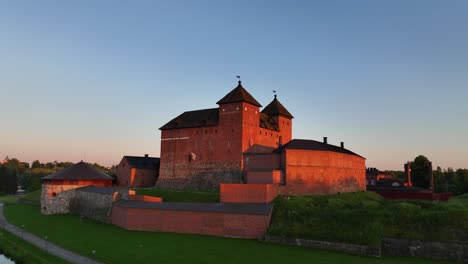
left=0, top=0, right=467, bottom=170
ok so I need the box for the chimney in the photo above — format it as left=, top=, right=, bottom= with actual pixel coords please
left=323, top=137, right=328, bottom=144
left=340, top=142, right=344, bottom=148
left=144, top=154, right=149, bottom=158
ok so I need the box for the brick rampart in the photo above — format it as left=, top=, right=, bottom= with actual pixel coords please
left=111, top=204, right=272, bottom=239
left=220, top=184, right=278, bottom=203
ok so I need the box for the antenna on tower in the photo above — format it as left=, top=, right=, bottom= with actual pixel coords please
left=236, top=75, right=241, bottom=84
left=273, top=90, right=277, bottom=98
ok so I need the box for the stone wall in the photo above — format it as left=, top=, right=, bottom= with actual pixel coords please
left=69, top=190, right=115, bottom=223
left=264, top=235, right=381, bottom=257
left=40, top=184, right=84, bottom=215
left=382, top=237, right=468, bottom=262
left=157, top=160, right=242, bottom=190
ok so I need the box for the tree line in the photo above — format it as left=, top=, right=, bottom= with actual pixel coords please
left=384, top=155, right=468, bottom=195
left=0, top=156, right=114, bottom=195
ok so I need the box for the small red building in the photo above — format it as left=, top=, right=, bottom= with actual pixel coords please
left=157, top=81, right=293, bottom=190
left=40, top=161, right=113, bottom=214
left=116, top=155, right=160, bottom=187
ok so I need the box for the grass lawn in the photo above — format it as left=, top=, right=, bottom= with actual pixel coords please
left=4, top=204, right=451, bottom=264
left=0, top=227, right=68, bottom=264
left=0, top=196, right=18, bottom=204
left=20, top=190, right=41, bottom=202
left=135, top=188, right=219, bottom=202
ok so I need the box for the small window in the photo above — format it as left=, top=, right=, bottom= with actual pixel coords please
left=205, top=130, right=207, bottom=134
left=260, top=131, right=262, bottom=135
left=196, top=130, right=198, bottom=135
left=215, top=129, right=217, bottom=134
left=51, top=192, right=57, bottom=197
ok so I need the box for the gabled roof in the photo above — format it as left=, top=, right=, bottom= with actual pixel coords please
left=159, top=108, right=219, bottom=130
left=260, top=113, right=279, bottom=131
left=216, top=81, right=262, bottom=107
left=261, top=96, right=294, bottom=119
left=274, top=139, right=364, bottom=158
left=41, top=161, right=113, bottom=181
left=123, top=156, right=160, bottom=169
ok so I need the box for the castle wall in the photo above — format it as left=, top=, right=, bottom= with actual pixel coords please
left=220, top=183, right=278, bottom=203
left=111, top=205, right=272, bottom=239
left=69, top=190, right=115, bottom=223
left=116, top=158, right=132, bottom=187
left=280, top=150, right=366, bottom=195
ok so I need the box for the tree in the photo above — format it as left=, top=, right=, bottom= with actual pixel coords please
left=410, top=155, right=432, bottom=189
left=31, top=160, right=42, bottom=169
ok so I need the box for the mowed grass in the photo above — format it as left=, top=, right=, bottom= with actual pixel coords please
left=0, top=228, right=68, bottom=264
left=4, top=204, right=451, bottom=264
left=135, top=188, right=219, bottom=202
left=20, top=190, right=41, bottom=202
left=0, top=196, right=18, bottom=204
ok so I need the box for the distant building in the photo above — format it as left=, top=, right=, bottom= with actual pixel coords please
left=366, top=168, right=394, bottom=186
left=40, top=161, right=113, bottom=214
left=115, top=155, right=160, bottom=187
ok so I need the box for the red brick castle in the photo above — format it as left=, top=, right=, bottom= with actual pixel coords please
left=157, top=81, right=293, bottom=190
left=156, top=81, right=366, bottom=193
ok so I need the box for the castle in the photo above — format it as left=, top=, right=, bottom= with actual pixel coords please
left=157, top=81, right=366, bottom=194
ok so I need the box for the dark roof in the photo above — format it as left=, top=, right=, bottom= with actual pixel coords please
left=41, top=161, right=113, bottom=181
left=261, top=96, right=294, bottom=119
left=123, top=156, right=160, bottom=169
left=114, top=200, right=273, bottom=216
left=75, top=186, right=117, bottom=194
left=260, top=113, right=279, bottom=131
left=274, top=139, right=365, bottom=158
left=216, top=81, right=262, bottom=107
left=160, top=108, right=219, bottom=130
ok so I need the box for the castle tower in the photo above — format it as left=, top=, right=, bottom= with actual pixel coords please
left=261, top=95, right=294, bottom=145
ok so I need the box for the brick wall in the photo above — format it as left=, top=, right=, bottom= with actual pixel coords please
left=280, top=149, right=366, bottom=195
left=111, top=205, right=272, bottom=239
left=128, top=195, right=163, bottom=203
left=245, top=170, right=282, bottom=184
left=220, top=183, right=278, bottom=203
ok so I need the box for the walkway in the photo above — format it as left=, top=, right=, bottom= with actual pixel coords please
left=0, top=203, right=101, bottom=264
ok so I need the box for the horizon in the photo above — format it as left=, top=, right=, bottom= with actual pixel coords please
left=1, top=1, right=467, bottom=170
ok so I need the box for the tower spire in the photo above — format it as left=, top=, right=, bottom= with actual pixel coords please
left=236, top=75, right=241, bottom=85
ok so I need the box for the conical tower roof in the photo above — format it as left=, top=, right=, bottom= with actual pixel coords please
left=216, top=81, right=262, bottom=107
left=261, top=95, right=294, bottom=118
left=41, top=161, right=112, bottom=181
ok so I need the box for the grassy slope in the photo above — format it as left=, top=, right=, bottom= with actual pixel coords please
left=4, top=204, right=450, bottom=264
left=0, top=228, right=68, bottom=264
left=20, top=190, right=41, bottom=202
left=269, top=192, right=468, bottom=246
left=135, top=188, right=219, bottom=202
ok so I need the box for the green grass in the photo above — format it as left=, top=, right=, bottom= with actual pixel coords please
left=135, top=188, right=219, bottom=202
left=20, top=190, right=41, bottom=202
left=0, top=196, right=18, bottom=204
left=4, top=204, right=450, bottom=264
left=0, top=227, right=68, bottom=264
left=269, top=192, right=468, bottom=246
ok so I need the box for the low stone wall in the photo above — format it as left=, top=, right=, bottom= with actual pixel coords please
left=382, top=237, right=468, bottom=262
left=40, top=184, right=82, bottom=215
left=264, top=235, right=381, bottom=257
left=69, top=191, right=115, bottom=223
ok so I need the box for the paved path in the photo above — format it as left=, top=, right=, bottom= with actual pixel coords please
left=0, top=203, right=102, bottom=264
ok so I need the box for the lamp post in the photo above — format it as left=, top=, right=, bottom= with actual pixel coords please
left=92, top=250, right=96, bottom=264
left=44, top=236, right=48, bottom=254
left=21, top=224, right=25, bottom=239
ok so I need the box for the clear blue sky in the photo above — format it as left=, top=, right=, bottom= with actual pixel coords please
left=1, top=0, right=467, bottom=170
